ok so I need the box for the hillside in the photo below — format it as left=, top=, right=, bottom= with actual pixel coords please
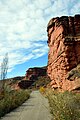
left=0, top=66, right=50, bottom=90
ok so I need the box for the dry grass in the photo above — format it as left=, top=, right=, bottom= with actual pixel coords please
left=46, top=89, right=80, bottom=120
left=0, top=89, right=30, bottom=118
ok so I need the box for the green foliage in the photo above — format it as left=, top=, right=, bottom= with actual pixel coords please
left=0, top=90, right=30, bottom=118
left=47, top=89, right=80, bottom=120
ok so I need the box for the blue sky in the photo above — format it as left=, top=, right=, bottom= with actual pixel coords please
left=0, top=0, right=80, bottom=78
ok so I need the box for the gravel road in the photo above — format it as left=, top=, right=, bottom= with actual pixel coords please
left=1, top=91, right=51, bottom=120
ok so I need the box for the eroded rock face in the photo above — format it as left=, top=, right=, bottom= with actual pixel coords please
left=47, top=14, right=80, bottom=91
left=25, top=67, right=47, bottom=81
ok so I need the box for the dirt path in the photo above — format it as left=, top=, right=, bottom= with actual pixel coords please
left=1, top=91, right=51, bottom=120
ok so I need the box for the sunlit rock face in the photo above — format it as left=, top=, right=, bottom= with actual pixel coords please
left=47, top=14, right=80, bottom=91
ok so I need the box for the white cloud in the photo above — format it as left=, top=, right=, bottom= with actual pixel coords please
left=0, top=0, right=80, bottom=73
left=70, top=2, right=80, bottom=14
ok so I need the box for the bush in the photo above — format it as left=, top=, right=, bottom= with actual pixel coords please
left=0, top=90, right=30, bottom=118
left=46, top=89, right=80, bottom=120
left=39, top=86, right=45, bottom=93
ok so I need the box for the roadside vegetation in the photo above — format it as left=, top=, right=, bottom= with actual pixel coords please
left=46, top=89, right=80, bottom=120
left=39, top=86, right=46, bottom=94
left=0, top=88, right=30, bottom=118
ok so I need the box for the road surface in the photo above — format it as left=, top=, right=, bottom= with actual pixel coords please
left=1, top=91, right=52, bottom=120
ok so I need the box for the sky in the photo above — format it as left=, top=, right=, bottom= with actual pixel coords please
left=0, top=0, right=80, bottom=78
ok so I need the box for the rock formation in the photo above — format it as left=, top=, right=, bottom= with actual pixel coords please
left=25, top=66, right=47, bottom=81
left=18, top=80, right=34, bottom=89
left=47, top=14, right=80, bottom=91
left=18, top=66, right=48, bottom=89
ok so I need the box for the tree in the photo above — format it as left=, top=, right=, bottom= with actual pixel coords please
left=0, top=53, right=8, bottom=91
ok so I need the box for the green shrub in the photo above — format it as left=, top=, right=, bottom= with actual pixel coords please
left=47, top=89, right=80, bottom=120
left=0, top=90, right=30, bottom=118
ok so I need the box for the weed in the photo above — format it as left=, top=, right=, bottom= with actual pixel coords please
left=46, top=89, right=80, bottom=120
left=39, top=86, right=45, bottom=94
left=0, top=90, right=30, bottom=118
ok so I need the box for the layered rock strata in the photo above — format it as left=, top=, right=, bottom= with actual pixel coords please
left=25, top=67, right=47, bottom=81
left=47, top=15, right=80, bottom=91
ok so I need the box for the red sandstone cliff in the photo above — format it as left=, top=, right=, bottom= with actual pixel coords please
left=25, top=66, right=47, bottom=80
left=18, top=66, right=49, bottom=89
left=47, top=14, right=80, bottom=91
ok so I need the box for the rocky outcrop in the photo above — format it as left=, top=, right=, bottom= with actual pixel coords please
left=47, top=14, right=80, bottom=91
left=18, top=66, right=47, bottom=89
left=18, top=80, right=34, bottom=89
left=25, top=66, right=47, bottom=81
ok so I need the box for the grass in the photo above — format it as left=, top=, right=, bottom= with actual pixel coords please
left=46, top=89, right=80, bottom=120
left=0, top=89, right=30, bottom=118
